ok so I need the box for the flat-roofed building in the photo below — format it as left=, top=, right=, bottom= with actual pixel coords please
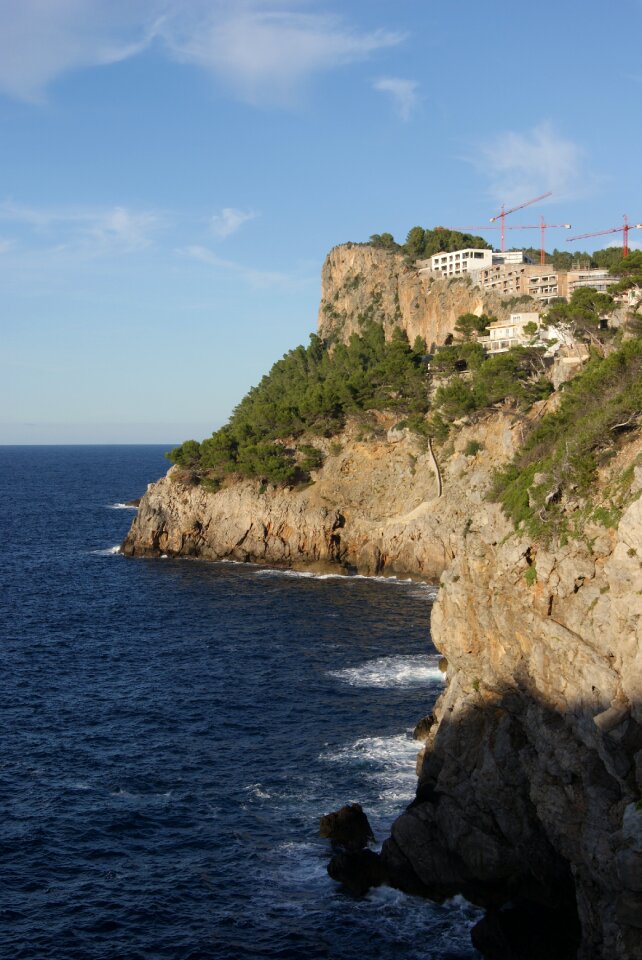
left=492, top=250, right=534, bottom=265
left=567, top=268, right=617, bottom=296
left=425, top=248, right=493, bottom=277
left=417, top=249, right=621, bottom=304
left=477, top=312, right=541, bottom=354
left=467, top=262, right=621, bottom=304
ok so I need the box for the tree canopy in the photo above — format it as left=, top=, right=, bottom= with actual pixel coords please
left=168, top=322, right=430, bottom=485
left=544, top=287, right=616, bottom=347
left=403, top=226, right=492, bottom=260
left=454, top=312, right=495, bottom=340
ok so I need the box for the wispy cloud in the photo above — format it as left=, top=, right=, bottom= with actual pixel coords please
left=477, top=122, right=584, bottom=206
left=0, top=200, right=163, bottom=254
left=0, top=1, right=402, bottom=106
left=210, top=207, right=257, bottom=239
left=160, top=4, right=403, bottom=106
left=0, top=1, right=161, bottom=102
left=181, top=243, right=312, bottom=289
left=372, top=77, right=418, bottom=121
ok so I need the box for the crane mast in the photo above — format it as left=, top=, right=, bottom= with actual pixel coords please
left=445, top=218, right=571, bottom=265
left=489, top=191, right=553, bottom=251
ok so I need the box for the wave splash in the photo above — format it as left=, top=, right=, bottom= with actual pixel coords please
left=329, top=654, right=444, bottom=688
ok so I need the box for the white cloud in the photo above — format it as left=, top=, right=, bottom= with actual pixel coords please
left=0, top=1, right=402, bottom=106
left=88, top=206, right=162, bottom=250
left=478, top=122, right=583, bottom=206
left=181, top=243, right=310, bottom=289
left=0, top=200, right=163, bottom=254
left=210, top=207, right=257, bottom=239
left=373, top=77, right=418, bottom=121
left=160, top=4, right=402, bottom=105
left=0, top=0, right=161, bottom=102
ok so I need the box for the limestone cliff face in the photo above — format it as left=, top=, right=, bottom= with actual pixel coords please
left=383, top=438, right=642, bottom=960
left=123, top=237, right=641, bottom=957
left=123, top=406, right=642, bottom=957
left=122, top=414, right=515, bottom=579
left=317, top=243, right=512, bottom=348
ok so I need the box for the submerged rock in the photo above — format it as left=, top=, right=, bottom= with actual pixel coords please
left=326, top=849, right=386, bottom=897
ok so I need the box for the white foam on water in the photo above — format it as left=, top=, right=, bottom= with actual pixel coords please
left=277, top=841, right=328, bottom=885
left=91, top=545, right=121, bottom=556
left=251, top=567, right=438, bottom=593
left=107, top=502, right=138, bottom=510
left=321, top=732, right=420, bottom=813
left=365, top=886, right=482, bottom=957
left=320, top=732, right=421, bottom=821
left=253, top=568, right=343, bottom=581
left=329, top=654, right=444, bottom=688
left=244, top=782, right=271, bottom=800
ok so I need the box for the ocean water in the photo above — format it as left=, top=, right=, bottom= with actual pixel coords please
left=1, top=446, right=480, bottom=960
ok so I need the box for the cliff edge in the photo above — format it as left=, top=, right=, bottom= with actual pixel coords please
left=317, top=243, right=513, bottom=347
left=382, top=432, right=642, bottom=960
left=123, top=240, right=642, bottom=958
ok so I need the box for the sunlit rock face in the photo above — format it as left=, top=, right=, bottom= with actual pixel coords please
left=123, top=239, right=642, bottom=958
left=317, top=243, right=510, bottom=349
left=384, top=451, right=642, bottom=960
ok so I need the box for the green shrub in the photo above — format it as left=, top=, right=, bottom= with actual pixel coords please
left=492, top=337, right=642, bottom=538
left=167, top=321, right=430, bottom=486
left=298, top=444, right=324, bottom=472
left=464, top=440, right=483, bottom=457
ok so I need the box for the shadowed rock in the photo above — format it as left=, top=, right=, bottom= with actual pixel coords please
left=319, top=803, right=375, bottom=851
left=327, top=849, right=386, bottom=896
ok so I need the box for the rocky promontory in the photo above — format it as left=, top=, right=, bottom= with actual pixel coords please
left=123, top=241, right=642, bottom=959
left=381, top=434, right=642, bottom=960
left=317, top=242, right=511, bottom=347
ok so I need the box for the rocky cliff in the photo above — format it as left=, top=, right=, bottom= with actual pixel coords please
left=381, top=431, right=642, bottom=960
left=317, top=243, right=514, bottom=348
left=123, top=240, right=642, bottom=958
left=122, top=411, right=514, bottom=579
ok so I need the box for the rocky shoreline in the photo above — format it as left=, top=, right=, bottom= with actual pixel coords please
left=122, top=244, right=642, bottom=958
left=123, top=412, right=642, bottom=959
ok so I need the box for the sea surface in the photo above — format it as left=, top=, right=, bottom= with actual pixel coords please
left=1, top=446, right=480, bottom=960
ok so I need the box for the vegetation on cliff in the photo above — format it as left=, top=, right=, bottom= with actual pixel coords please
left=168, top=321, right=430, bottom=485
left=169, top=308, right=558, bottom=487
left=369, top=226, right=492, bottom=260
left=492, top=337, right=642, bottom=539
left=432, top=347, right=553, bottom=422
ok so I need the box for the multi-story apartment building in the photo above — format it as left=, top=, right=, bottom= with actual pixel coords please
left=419, top=248, right=493, bottom=278
left=421, top=248, right=533, bottom=280
left=422, top=247, right=620, bottom=304
left=566, top=268, right=616, bottom=296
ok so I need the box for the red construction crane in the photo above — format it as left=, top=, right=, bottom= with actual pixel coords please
left=489, top=191, right=553, bottom=251
left=567, top=215, right=642, bottom=257
left=444, top=217, right=571, bottom=265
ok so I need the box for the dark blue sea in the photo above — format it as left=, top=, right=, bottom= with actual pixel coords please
left=1, top=446, right=480, bottom=960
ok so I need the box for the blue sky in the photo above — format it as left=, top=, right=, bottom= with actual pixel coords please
left=1, top=0, right=641, bottom=443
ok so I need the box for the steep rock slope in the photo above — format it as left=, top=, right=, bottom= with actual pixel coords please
left=382, top=436, right=642, bottom=960
left=122, top=414, right=514, bottom=579
left=317, top=243, right=512, bottom=347
left=124, top=406, right=642, bottom=958
left=123, top=237, right=642, bottom=957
